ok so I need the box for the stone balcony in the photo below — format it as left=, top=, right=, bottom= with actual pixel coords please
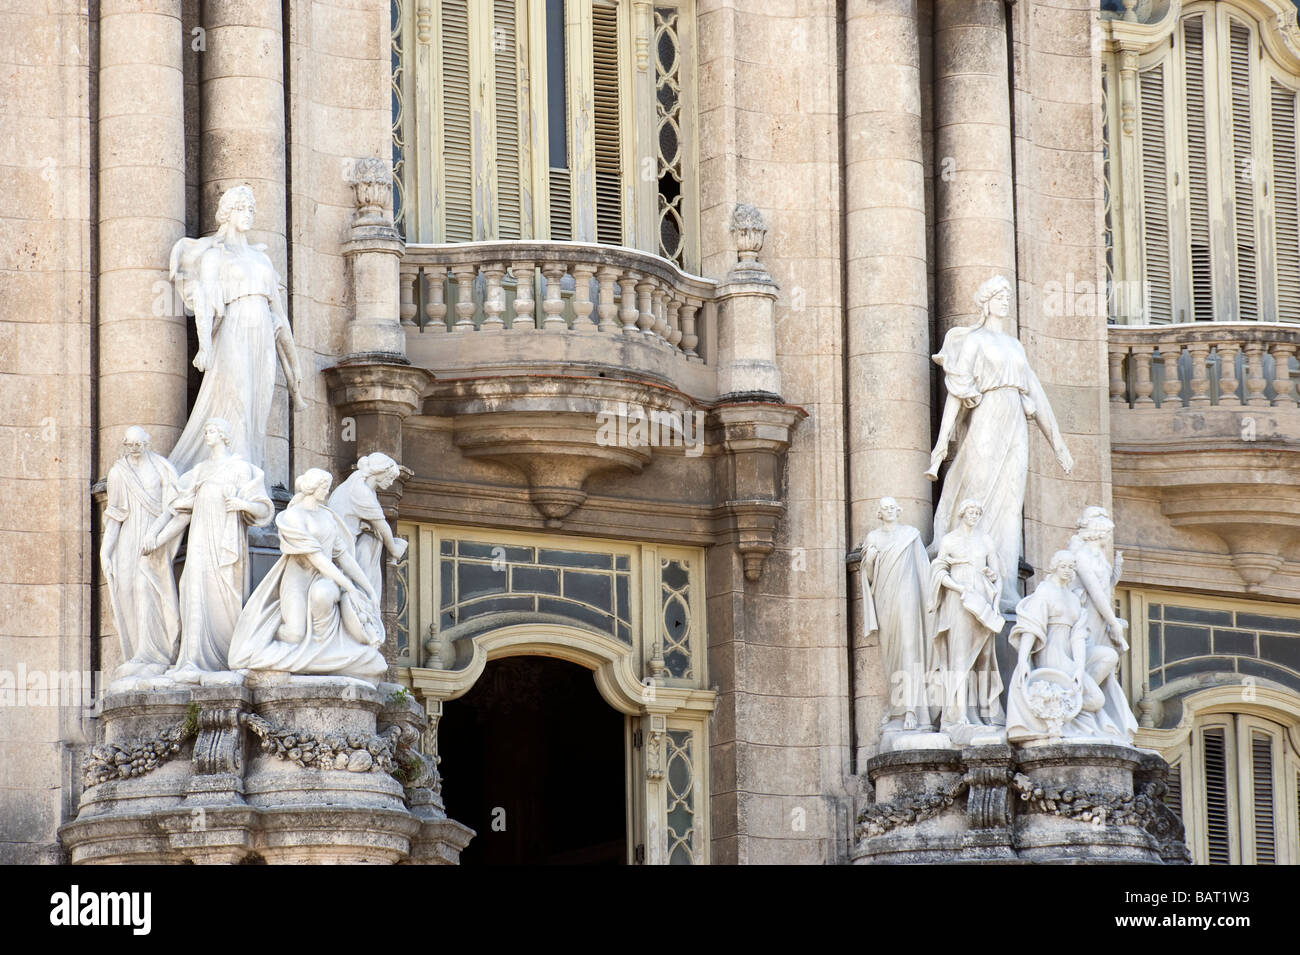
left=1108, top=322, right=1300, bottom=593
left=400, top=241, right=720, bottom=401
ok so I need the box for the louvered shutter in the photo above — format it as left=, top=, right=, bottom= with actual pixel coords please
left=441, top=0, right=473, bottom=241
left=1183, top=16, right=1215, bottom=321
left=592, top=3, right=623, bottom=247
left=1165, top=759, right=1184, bottom=821
left=1272, top=81, right=1300, bottom=323
left=494, top=0, right=522, bottom=240
left=1251, top=730, right=1277, bottom=864
left=1229, top=19, right=1258, bottom=320
left=1140, top=65, right=1173, bottom=324
left=1203, top=726, right=1232, bottom=864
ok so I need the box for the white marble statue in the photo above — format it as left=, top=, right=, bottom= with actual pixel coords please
left=100, top=427, right=182, bottom=676
left=168, top=185, right=305, bottom=474
left=143, top=418, right=273, bottom=682
left=228, top=468, right=387, bottom=684
left=1066, top=506, right=1138, bottom=744
left=928, top=498, right=1005, bottom=742
left=861, top=497, right=932, bottom=732
left=1006, top=551, right=1091, bottom=743
left=327, top=453, right=409, bottom=600
left=926, top=274, right=1074, bottom=611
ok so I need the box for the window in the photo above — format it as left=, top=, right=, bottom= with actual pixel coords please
left=1104, top=2, right=1300, bottom=323
left=391, top=0, right=697, bottom=269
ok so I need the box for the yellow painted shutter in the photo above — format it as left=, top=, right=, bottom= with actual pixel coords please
left=1203, top=726, right=1231, bottom=865
left=1140, top=64, right=1173, bottom=324
left=442, top=0, right=473, bottom=241
left=494, top=0, right=522, bottom=240
left=592, top=3, right=622, bottom=247
left=1183, top=15, right=1214, bottom=321
left=1272, top=81, right=1300, bottom=323
left=1229, top=19, right=1258, bottom=320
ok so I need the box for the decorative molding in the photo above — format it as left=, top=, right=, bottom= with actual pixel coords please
left=857, top=775, right=970, bottom=840
left=84, top=719, right=195, bottom=788
left=242, top=712, right=401, bottom=774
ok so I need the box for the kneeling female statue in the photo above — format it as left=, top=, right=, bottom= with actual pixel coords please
left=228, top=468, right=387, bottom=683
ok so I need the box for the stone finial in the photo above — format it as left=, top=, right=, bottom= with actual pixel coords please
left=348, top=157, right=394, bottom=228
left=731, top=203, right=767, bottom=264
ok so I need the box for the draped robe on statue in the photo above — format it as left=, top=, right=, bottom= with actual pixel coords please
left=327, top=472, right=390, bottom=599
left=1005, top=579, right=1091, bottom=743
left=169, top=455, right=273, bottom=673
left=862, top=524, right=931, bottom=723
left=104, top=452, right=181, bottom=669
left=1069, top=542, right=1140, bottom=744
left=228, top=502, right=387, bottom=683
left=929, top=529, right=1005, bottom=729
left=932, top=324, right=1053, bottom=612
left=169, top=236, right=284, bottom=474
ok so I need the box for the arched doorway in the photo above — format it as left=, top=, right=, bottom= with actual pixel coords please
left=439, top=655, right=628, bottom=864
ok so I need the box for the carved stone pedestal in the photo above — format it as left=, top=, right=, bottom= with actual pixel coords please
left=60, top=681, right=474, bottom=865
left=852, top=743, right=1188, bottom=865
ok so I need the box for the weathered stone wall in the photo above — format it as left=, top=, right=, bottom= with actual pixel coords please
left=0, top=1, right=94, bottom=863
left=698, top=0, right=852, bottom=865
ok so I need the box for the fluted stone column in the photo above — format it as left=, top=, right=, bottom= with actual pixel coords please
left=934, top=0, right=1017, bottom=338
left=97, top=0, right=188, bottom=474
left=201, top=0, right=289, bottom=487
left=844, top=0, right=931, bottom=538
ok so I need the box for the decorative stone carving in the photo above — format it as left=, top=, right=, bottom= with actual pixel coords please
left=84, top=715, right=195, bottom=788
left=227, top=468, right=388, bottom=683
left=729, top=203, right=768, bottom=279
left=242, top=712, right=399, bottom=773
left=858, top=775, right=969, bottom=839
left=328, top=452, right=409, bottom=599
left=1012, top=771, right=1153, bottom=827
left=927, top=274, right=1074, bottom=611
left=144, top=418, right=273, bottom=682
left=1067, top=506, right=1139, bottom=745
left=861, top=497, right=932, bottom=733
left=928, top=498, right=1005, bottom=744
left=168, top=185, right=305, bottom=474
left=347, top=157, right=394, bottom=228
left=100, top=427, right=182, bottom=677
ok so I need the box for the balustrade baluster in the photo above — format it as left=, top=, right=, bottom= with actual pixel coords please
left=1243, top=342, right=1269, bottom=406
left=636, top=279, right=656, bottom=337
left=541, top=263, right=567, bottom=330
left=512, top=262, right=536, bottom=329
left=1187, top=342, right=1211, bottom=405
left=1159, top=343, right=1181, bottom=408
left=618, top=273, right=641, bottom=336
left=400, top=267, right=417, bottom=327
left=1108, top=344, right=1126, bottom=405
left=1271, top=342, right=1298, bottom=407
left=1217, top=342, right=1241, bottom=405
left=666, top=298, right=683, bottom=349
left=651, top=287, right=669, bottom=341
left=572, top=265, right=596, bottom=328
left=1132, top=344, right=1156, bottom=406
left=451, top=265, right=478, bottom=332
left=595, top=266, right=620, bottom=332
left=423, top=267, right=447, bottom=333
left=680, top=299, right=700, bottom=360
left=482, top=264, right=506, bottom=331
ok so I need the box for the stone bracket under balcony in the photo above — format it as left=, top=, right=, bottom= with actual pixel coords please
left=1109, top=322, right=1300, bottom=591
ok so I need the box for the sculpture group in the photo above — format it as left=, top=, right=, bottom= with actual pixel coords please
left=861, top=275, right=1139, bottom=750
left=102, top=186, right=407, bottom=690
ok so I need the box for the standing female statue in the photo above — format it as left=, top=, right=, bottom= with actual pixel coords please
left=228, top=468, right=388, bottom=684
left=1066, top=506, right=1138, bottom=744
left=327, top=453, right=409, bottom=600
left=928, top=499, right=1005, bottom=740
left=168, top=185, right=305, bottom=474
left=143, top=418, right=273, bottom=681
left=861, top=497, right=932, bottom=732
left=927, top=274, right=1074, bottom=612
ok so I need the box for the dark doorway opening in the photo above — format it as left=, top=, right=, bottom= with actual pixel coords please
left=440, top=655, right=627, bottom=864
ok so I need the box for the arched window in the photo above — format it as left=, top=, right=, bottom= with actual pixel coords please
left=1104, top=1, right=1300, bottom=323
left=391, top=0, right=697, bottom=269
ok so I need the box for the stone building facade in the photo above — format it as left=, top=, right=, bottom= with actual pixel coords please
left=2, top=0, right=1299, bottom=864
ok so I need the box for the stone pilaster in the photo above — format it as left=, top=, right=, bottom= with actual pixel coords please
left=934, top=0, right=1017, bottom=339
left=344, top=158, right=406, bottom=360
left=200, top=0, right=290, bottom=488
left=715, top=204, right=781, bottom=401
left=97, top=0, right=188, bottom=472
left=843, top=0, right=932, bottom=538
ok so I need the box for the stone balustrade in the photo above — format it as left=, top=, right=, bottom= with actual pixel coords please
left=1109, top=323, right=1300, bottom=409
left=400, top=241, right=718, bottom=363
